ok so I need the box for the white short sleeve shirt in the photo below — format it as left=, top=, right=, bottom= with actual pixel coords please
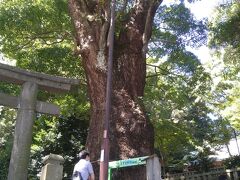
left=73, top=159, right=94, bottom=180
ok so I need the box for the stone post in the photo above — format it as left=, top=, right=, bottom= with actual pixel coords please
left=40, top=154, right=64, bottom=180
left=8, top=82, right=38, bottom=180
left=233, top=167, right=239, bottom=180
left=146, top=155, right=161, bottom=180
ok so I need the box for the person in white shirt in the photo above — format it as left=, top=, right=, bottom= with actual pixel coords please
left=72, top=150, right=95, bottom=180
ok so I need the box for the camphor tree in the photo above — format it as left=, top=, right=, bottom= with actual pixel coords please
left=67, top=0, right=162, bottom=163
left=67, top=1, right=163, bottom=178
left=0, top=0, right=209, bottom=179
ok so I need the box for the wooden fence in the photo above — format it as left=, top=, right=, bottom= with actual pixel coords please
left=164, top=167, right=240, bottom=180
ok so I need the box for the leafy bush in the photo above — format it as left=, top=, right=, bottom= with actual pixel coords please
left=223, top=155, right=240, bottom=169
left=29, top=115, right=89, bottom=179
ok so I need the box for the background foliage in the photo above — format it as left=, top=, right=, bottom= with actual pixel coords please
left=223, top=155, right=240, bottom=169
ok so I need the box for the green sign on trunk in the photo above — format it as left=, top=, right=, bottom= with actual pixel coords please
left=108, top=156, right=149, bottom=180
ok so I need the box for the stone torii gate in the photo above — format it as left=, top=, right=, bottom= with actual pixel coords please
left=0, top=63, right=80, bottom=180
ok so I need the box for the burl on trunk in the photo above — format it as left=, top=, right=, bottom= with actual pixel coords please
left=68, top=0, right=162, bottom=179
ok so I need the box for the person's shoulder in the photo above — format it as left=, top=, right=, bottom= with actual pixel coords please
left=74, top=160, right=82, bottom=167
left=86, top=161, right=93, bottom=167
left=78, top=159, right=88, bottom=164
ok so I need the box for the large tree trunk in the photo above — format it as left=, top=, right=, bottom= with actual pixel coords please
left=68, top=0, right=162, bottom=179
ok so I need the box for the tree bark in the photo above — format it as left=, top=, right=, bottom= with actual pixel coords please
left=68, top=0, right=162, bottom=179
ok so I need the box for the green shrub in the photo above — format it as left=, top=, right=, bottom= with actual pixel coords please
left=223, top=155, right=240, bottom=169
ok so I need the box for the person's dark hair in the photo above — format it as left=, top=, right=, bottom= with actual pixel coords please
left=79, top=150, right=90, bottom=159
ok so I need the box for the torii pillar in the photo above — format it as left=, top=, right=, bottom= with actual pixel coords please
left=0, top=63, right=79, bottom=180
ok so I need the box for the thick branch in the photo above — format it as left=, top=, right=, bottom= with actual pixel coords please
left=68, top=0, right=93, bottom=53
left=142, top=0, right=163, bottom=56
left=17, top=31, right=72, bottom=50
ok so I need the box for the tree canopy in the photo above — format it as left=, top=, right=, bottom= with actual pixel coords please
left=209, top=1, right=240, bottom=130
